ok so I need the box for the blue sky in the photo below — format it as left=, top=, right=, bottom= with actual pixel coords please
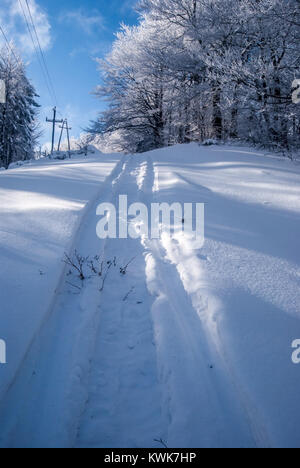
left=0, top=0, right=139, bottom=146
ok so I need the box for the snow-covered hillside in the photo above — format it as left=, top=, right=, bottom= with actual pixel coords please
left=0, top=145, right=299, bottom=448
left=0, top=151, right=122, bottom=403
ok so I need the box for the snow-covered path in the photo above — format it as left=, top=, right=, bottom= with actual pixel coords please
left=148, top=145, right=300, bottom=448
left=0, top=151, right=123, bottom=445
left=75, top=155, right=255, bottom=449
left=0, top=144, right=300, bottom=448
left=0, top=152, right=122, bottom=407
left=76, top=156, right=164, bottom=448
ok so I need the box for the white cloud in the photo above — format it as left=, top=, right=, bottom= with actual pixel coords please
left=0, top=0, right=51, bottom=56
left=59, top=8, right=105, bottom=36
left=69, top=40, right=112, bottom=60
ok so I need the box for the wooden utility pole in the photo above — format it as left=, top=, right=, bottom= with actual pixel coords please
left=46, top=107, right=63, bottom=155
left=57, top=120, right=65, bottom=152
left=65, top=120, right=72, bottom=158
left=58, top=119, right=72, bottom=157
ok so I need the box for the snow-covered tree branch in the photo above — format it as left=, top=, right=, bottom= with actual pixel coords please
left=90, top=0, right=300, bottom=153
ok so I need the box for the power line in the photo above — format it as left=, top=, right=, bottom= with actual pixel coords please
left=0, top=24, right=21, bottom=64
left=17, top=0, right=53, bottom=101
left=22, top=1, right=70, bottom=150
left=24, top=0, right=58, bottom=105
left=18, top=0, right=54, bottom=102
left=1, top=2, right=60, bottom=108
left=17, top=0, right=56, bottom=105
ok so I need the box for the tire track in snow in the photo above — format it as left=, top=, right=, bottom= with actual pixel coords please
left=137, top=156, right=267, bottom=448
left=0, top=155, right=129, bottom=448
left=0, top=154, right=127, bottom=402
left=0, top=153, right=271, bottom=448
left=75, top=155, right=165, bottom=448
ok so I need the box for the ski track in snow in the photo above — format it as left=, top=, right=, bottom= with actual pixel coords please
left=75, top=156, right=164, bottom=448
left=0, top=144, right=300, bottom=448
left=75, top=155, right=261, bottom=448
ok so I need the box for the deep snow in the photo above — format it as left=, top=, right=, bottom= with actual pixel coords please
left=0, top=144, right=299, bottom=448
left=0, top=152, right=121, bottom=404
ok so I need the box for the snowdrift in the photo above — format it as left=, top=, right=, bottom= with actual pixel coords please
left=0, top=144, right=299, bottom=448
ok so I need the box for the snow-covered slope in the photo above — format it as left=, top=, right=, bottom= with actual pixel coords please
left=0, top=144, right=299, bottom=448
left=0, top=151, right=122, bottom=404
left=148, top=144, right=300, bottom=448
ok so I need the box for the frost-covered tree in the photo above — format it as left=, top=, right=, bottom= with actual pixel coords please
left=89, top=21, right=171, bottom=152
left=90, top=0, right=300, bottom=153
left=0, top=46, right=39, bottom=168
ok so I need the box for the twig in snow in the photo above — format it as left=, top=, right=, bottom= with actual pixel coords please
left=87, top=255, right=105, bottom=277
left=154, top=438, right=168, bottom=449
left=123, top=287, right=135, bottom=302
left=63, top=250, right=88, bottom=281
left=99, top=261, right=114, bottom=292
left=120, top=256, right=137, bottom=275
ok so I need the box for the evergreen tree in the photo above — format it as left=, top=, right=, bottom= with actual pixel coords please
left=0, top=46, right=39, bottom=169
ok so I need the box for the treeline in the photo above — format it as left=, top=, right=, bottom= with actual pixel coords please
left=90, top=0, right=300, bottom=154
left=0, top=47, right=39, bottom=169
